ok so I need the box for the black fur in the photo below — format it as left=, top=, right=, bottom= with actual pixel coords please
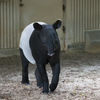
left=20, top=20, right=61, bottom=93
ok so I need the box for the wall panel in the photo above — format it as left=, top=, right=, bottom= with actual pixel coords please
left=66, top=0, right=100, bottom=46
left=20, top=0, right=63, bottom=50
left=0, top=0, right=19, bottom=49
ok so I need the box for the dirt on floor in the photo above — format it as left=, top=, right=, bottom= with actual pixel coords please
left=0, top=53, right=100, bottom=100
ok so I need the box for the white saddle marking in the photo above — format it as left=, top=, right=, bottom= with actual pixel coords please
left=19, top=22, right=46, bottom=64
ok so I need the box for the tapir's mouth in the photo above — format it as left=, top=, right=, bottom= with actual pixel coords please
left=47, top=53, right=55, bottom=57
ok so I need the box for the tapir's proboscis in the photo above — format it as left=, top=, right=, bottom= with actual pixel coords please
left=19, top=19, right=62, bottom=93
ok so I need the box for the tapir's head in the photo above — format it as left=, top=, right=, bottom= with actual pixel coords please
left=33, top=19, right=62, bottom=57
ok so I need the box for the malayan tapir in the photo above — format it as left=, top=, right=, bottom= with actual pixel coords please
left=19, top=19, right=62, bottom=93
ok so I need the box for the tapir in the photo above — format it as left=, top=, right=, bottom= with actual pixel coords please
left=19, top=19, right=62, bottom=93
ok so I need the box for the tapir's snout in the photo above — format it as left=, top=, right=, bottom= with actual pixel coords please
left=47, top=53, right=55, bottom=57
left=47, top=37, right=59, bottom=57
left=47, top=46, right=55, bottom=57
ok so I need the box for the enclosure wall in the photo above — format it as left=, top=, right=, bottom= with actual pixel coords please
left=0, top=0, right=20, bottom=49
left=65, top=0, right=100, bottom=46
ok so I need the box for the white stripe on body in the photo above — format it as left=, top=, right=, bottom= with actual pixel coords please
left=19, top=22, right=46, bottom=64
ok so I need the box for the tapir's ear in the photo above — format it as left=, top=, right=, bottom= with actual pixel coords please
left=33, top=23, right=42, bottom=31
left=53, top=19, right=62, bottom=29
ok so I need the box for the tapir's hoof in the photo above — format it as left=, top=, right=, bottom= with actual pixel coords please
left=50, top=83, right=56, bottom=92
left=37, top=84, right=43, bottom=88
left=41, top=90, right=50, bottom=94
left=21, top=81, right=30, bottom=85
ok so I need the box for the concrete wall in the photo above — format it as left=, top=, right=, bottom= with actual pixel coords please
left=85, top=30, right=100, bottom=53
left=0, top=0, right=64, bottom=57
left=1, top=0, right=100, bottom=57
left=0, top=0, right=20, bottom=49
left=64, top=0, right=100, bottom=52
left=0, top=0, right=20, bottom=57
left=20, top=0, right=64, bottom=50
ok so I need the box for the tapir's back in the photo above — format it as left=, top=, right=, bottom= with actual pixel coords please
left=19, top=22, right=46, bottom=64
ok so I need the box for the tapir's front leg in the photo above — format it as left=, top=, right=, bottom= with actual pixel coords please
left=37, top=63, right=49, bottom=93
left=20, top=48, right=29, bottom=84
left=50, top=63, right=60, bottom=92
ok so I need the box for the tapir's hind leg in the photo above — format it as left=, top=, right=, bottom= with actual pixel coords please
left=35, top=67, right=43, bottom=88
left=20, top=48, right=29, bottom=84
